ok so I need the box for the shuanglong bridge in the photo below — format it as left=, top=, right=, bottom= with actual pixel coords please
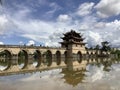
left=0, top=30, right=116, bottom=76
left=0, top=44, right=88, bottom=75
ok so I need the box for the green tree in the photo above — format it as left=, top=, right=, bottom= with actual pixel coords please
left=101, top=41, right=111, bottom=52
left=94, top=44, right=100, bottom=50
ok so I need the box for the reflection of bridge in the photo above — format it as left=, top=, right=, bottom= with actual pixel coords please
left=0, top=55, right=118, bottom=76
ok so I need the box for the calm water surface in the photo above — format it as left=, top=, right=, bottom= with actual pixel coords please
left=0, top=62, right=120, bottom=90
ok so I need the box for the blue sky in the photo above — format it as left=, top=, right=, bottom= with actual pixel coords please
left=0, top=0, right=120, bottom=47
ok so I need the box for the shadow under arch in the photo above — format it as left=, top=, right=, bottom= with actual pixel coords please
left=86, top=51, right=89, bottom=63
left=64, top=51, right=68, bottom=64
left=56, top=51, right=61, bottom=65
left=18, top=50, right=28, bottom=69
left=0, top=50, right=12, bottom=71
left=86, top=51, right=89, bottom=57
left=90, top=52, right=94, bottom=58
left=77, top=51, right=82, bottom=63
left=33, top=50, right=42, bottom=67
left=45, top=50, right=52, bottom=66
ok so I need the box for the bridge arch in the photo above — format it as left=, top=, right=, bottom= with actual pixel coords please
left=64, top=51, right=68, bottom=64
left=77, top=51, right=82, bottom=63
left=18, top=50, right=28, bottom=69
left=90, top=52, right=93, bottom=58
left=55, top=51, right=61, bottom=65
left=0, top=50, right=12, bottom=71
left=33, top=50, right=42, bottom=67
left=44, top=50, right=52, bottom=66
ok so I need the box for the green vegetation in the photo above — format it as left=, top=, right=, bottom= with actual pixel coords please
left=0, top=60, right=8, bottom=66
left=111, top=49, right=120, bottom=58
left=18, top=51, right=26, bottom=65
left=42, top=51, right=52, bottom=66
left=101, top=41, right=111, bottom=52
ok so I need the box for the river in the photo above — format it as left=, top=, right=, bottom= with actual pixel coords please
left=0, top=59, right=120, bottom=90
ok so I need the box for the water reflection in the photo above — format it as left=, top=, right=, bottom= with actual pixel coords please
left=61, top=68, right=86, bottom=87
left=0, top=58, right=120, bottom=90
left=33, top=50, right=42, bottom=67
left=0, top=59, right=9, bottom=70
left=0, top=50, right=11, bottom=70
left=18, top=50, right=28, bottom=69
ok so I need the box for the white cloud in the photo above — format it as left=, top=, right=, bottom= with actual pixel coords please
left=94, top=22, right=106, bottom=28
left=46, top=2, right=61, bottom=15
left=1, top=0, right=120, bottom=48
left=0, top=14, right=17, bottom=36
left=0, top=42, right=4, bottom=45
left=45, top=41, right=60, bottom=47
left=95, top=0, right=120, bottom=18
left=57, top=14, right=71, bottom=22
left=22, top=34, right=49, bottom=44
left=5, top=15, right=120, bottom=47
left=0, top=15, right=9, bottom=34
left=13, top=20, right=55, bottom=34
left=85, top=31, right=103, bottom=47
left=76, top=2, right=95, bottom=16
left=19, top=41, right=24, bottom=45
left=27, top=40, right=35, bottom=46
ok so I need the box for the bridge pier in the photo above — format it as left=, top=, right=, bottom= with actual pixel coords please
left=52, top=54, right=56, bottom=62
left=26, top=54, right=34, bottom=69
left=82, top=54, right=86, bottom=60
left=12, top=54, right=18, bottom=65
left=27, top=54, right=34, bottom=64
left=61, top=54, right=65, bottom=64
left=6, top=65, right=19, bottom=72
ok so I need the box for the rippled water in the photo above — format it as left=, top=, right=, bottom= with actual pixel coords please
left=0, top=61, right=120, bottom=90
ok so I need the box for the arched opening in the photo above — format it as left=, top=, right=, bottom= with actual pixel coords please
left=95, top=51, right=98, bottom=57
left=0, top=50, right=12, bottom=71
left=18, top=50, right=28, bottom=69
left=77, top=51, right=82, bottom=63
left=90, top=52, right=93, bottom=58
left=33, top=50, right=42, bottom=67
left=56, top=51, right=61, bottom=65
left=44, top=50, right=52, bottom=66
left=64, top=51, right=68, bottom=64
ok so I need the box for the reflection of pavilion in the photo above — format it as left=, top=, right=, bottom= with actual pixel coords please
left=61, top=68, right=86, bottom=87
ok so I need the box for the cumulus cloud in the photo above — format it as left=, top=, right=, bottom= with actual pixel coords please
left=19, top=41, right=24, bottom=45
left=96, top=20, right=120, bottom=47
left=0, top=15, right=9, bottom=34
left=13, top=20, right=55, bottom=34
left=76, top=2, right=95, bottom=16
left=85, top=31, right=103, bottom=47
left=57, top=14, right=71, bottom=22
left=2, top=14, right=120, bottom=47
left=0, top=42, right=4, bottom=45
left=95, top=0, right=120, bottom=18
left=27, top=40, right=35, bottom=46
left=0, top=0, right=120, bottom=48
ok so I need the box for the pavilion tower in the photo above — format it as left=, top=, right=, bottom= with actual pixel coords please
left=60, top=30, right=86, bottom=55
left=60, top=30, right=86, bottom=70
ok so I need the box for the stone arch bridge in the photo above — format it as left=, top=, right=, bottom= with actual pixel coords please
left=0, top=45, right=89, bottom=75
